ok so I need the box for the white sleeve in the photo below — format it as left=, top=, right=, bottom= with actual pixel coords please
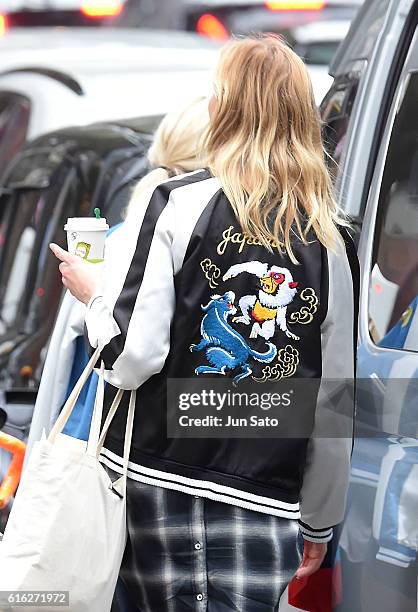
left=298, top=234, right=359, bottom=543
left=84, top=184, right=176, bottom=390
left=24, top=291, right=86, bottom=467
left=84, top=293, right=121, bottom=352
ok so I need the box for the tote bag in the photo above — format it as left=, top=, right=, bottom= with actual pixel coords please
left=0, top=347, right=136, bottom=612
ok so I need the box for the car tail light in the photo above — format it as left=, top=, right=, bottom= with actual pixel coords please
left=266, top=1, right=326, bottom=9
left=20, top=365, right=33, bottom=379
left=0, top=14, right=7, bottom=36
left=196, top=13, right=229, bottom=41
left=81, top=0, right=123, bottom=18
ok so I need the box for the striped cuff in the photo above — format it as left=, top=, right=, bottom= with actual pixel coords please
left=298, top=520, right=333, bottom=543
left=376, top=547, right=416, bottom=568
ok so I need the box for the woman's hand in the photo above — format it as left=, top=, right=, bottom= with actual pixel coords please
left=295, top=541, right=327, bottom=580
left=49, top=243, right=103, bottom=305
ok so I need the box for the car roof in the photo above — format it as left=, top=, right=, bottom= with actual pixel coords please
left=0, top=67, right=212, bottom=138
left=0, top=27, right=219, bottom=51
left=0, top=28, right=220, bottom=74
left=292, top=20, right=351, bottom=44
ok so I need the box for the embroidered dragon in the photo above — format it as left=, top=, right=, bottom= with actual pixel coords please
left=190, top=291, right=277, bottom=384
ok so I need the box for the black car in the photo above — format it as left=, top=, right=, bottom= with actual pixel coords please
left=0, top=117, right=160, bottom=392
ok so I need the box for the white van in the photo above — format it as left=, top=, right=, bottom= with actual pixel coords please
left=0, top=28, right=219, bottom=174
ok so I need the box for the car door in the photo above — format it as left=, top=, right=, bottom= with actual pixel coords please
left=337, top=23, right=418, bottom=612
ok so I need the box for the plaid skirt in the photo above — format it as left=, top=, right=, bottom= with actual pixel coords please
left=106, top=465, right=303, bottom=612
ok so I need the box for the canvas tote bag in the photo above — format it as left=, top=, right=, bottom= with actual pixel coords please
left=0, top=346, right=136, bottom=612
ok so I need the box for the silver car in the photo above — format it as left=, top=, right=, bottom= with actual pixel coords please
left=320, top=0, right=418, bottom=609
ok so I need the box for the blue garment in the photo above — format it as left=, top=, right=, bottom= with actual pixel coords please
left=62, top=336, right=99, bottom=440
left=378, top=295, right=418, bottom=350
left=357, top=295, right=418, bottom=436
left=339, top=297, right=418, bottom=571
left=62, top=223, right=122, bottom=441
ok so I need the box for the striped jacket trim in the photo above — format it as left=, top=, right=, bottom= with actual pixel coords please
left=99, top=447, right=301, bottom=519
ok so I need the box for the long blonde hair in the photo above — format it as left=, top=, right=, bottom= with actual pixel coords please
left=127, top=97, right=209, bottom=214
left=205, top=34, right=350, bottom=263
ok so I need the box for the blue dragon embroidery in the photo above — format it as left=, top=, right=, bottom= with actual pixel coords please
left=190, top=291, right=277, bottom=384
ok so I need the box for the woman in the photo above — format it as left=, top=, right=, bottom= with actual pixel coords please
left=51, top=35, right=360, bottom=611
left=26, top=96, right=209, bottom=458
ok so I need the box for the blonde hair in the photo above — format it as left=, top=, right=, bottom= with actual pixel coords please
left=126, top=97, right=209, bottom=216
left=205, top=34, right=350, bottom=263
left=148, top=96, right=209, bottom=173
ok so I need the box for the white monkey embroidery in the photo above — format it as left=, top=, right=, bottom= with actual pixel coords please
left=223, top=261, right=300, bottom=341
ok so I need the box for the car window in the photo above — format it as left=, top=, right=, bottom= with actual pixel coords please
left=320, top=65, right=364, bottom=181
left=295, top=41, right=341, bottom=66
left=330, top=0, right=391, bottom=76
left=368, top=72, right=418, bottom=352
left=0, top=92, right=31, bottom=178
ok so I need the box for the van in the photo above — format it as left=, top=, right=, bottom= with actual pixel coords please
left=320, top=1, right=418, bottom=609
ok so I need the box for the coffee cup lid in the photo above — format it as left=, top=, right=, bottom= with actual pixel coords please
left=64, top=217, right=109, bottom=232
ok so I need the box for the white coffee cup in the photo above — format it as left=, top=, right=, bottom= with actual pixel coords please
left=64, top=217, right=109, bottom=263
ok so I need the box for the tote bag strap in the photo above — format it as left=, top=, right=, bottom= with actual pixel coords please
left=48, top=346, right=101, bottom=443
left=95, top=389, right=136, bottom=480
left=122, top=390, right=136, bottom=478
left=86, top=361, right=106, bottom=456
left=48, top=342, right=135, bottom=477
left=87, top=365, right=130, bottom=459
left=95, top=388, right=124, bottom=457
